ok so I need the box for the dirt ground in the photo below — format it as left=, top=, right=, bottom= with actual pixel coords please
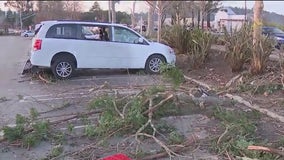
left=177, top=48, right=284, bottom=143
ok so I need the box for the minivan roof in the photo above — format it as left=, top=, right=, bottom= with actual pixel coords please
left=39, top=20, right=127, bottom=27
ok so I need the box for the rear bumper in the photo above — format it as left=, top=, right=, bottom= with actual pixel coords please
left=30, top=51, right=51, bottom=67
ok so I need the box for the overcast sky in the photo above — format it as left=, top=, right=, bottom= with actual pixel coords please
left=1, top=1, right=284, bottom=15
left=83, top=1, right=284, bottom=15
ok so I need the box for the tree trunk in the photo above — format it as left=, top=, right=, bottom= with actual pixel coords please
left=157, top=0, right=162, bottom=42
left=197, top=9, right=200, bottom=29
left=207, top=12, right=210, bottom=29
left=146, top=2, right=154, bottom=37
left=201, top=11, right=204, bottom=30
left=251, top=1, right=264, bottom=74
left=131, top=1, right=136, bottom=27
left=191, top=9, right=194, bottom=27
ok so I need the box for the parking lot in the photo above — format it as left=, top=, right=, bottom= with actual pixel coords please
left=0, top=36, right=164, bottom=127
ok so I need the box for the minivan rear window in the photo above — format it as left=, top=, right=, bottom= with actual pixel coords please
left=35, top=25, right=42, bottom=35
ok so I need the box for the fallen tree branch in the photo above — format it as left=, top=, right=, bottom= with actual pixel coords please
left=38, top=73, right=53, bottom=84
left=141, top=134, right=198, bottom=160
left=248, top=145, right=284, bottom=157
left=226, top=94, right=284, bottom=123
left=217, top=125, right=229, bottom=145
left=225, top=74, right=242, bottom=88
left=49, top=110, right=102, bottom=125
left=183, top=75, right=212, bottom=90
left=143, top=94, right=174, bottom=115
left=0, top=110, right=102, bottom=143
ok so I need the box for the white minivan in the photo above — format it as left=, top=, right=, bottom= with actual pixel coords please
left=30, top=20, right=176, bottom=79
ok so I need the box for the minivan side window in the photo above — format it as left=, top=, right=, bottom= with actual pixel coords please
left=113, top=26, right=140, bottom=44
left=80, top=25, right=110, bottom=41
left=46, top=24, right=77, bottom=39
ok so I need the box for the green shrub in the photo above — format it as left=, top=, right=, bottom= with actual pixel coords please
left=188, top=29, right=213, bottom=68
left=250, top=35, right=275, bottom=74
left=162, top=25, right=191, bottom=55
left=162, top=25, right=213, bottom=68
left=223, top=24, right=253, bottom=72
left=160, top=64, right=185, bottom=87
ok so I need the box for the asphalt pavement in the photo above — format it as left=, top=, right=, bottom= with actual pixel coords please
left=0, top=36, right=164, bottom=127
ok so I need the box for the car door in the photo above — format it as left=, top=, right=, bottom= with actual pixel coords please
left=75, top=24, right=112, bottom=68
left=108, top=26, right=150, bottom=69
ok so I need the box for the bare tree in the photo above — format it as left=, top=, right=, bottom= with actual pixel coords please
left=108, top=0, right=119, bottom=23
left=168, top=1, right=189, bottom=25
left=5, top=0, right=28, bottom=11
left=5, top=0, right=29, bottom=30
left=34, top=1, right=65, bottom=23
left=64, top=1, right=82, bottom=20
left=251, top=1, right=264, bottom=74
left=146, top=1, right=172, bottom=42
left=146, top=1, right=155, bottom=37
left=130, top=1, right=136, bottom=27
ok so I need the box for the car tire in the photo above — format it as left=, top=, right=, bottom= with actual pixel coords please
left=51, top=57, right=75, bottom=80
left=24, top=34, right=28, bottom=37
left=145, top=54, right=165, bottom=74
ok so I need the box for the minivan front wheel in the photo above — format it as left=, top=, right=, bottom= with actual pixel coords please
left=145, top=55, right=165, bottom=74
left=51, top=58, right=75, bottom=80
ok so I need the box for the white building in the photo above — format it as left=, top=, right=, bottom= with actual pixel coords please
left=214, top=7, right=246, bottom=32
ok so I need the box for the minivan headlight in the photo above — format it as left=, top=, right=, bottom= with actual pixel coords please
left=169, top=48, right=175, bottom=54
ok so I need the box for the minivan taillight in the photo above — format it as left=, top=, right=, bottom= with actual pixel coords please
left=33, top=39, right=42, bottom=51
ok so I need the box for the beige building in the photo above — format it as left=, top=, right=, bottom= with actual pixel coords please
left=214, top=7, right=246, bottom=32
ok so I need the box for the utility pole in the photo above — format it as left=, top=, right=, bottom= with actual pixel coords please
left=108, top=0, right=112, bottom=23
left=111, top=0, right=116, bottom=23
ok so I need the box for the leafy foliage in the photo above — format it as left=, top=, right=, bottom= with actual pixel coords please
left=2, top=108, right=51, bottom=148
left=250, top=35, right=275, bottom=74
left=160, top=64, right=185, bottom=87
left=88, top=87, right=177, bottom=138
left=223, top=24, right=252, bottom=72
left=162, top=25, right=214, bottom=68
left=222, top=24, right=275, bottom=73
left=168, top=131, right=184, bottom=145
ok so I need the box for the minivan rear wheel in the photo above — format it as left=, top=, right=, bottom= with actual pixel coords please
left=145, top=55, right=165, bottom=74
left=51, top=58, right=75, bottom=80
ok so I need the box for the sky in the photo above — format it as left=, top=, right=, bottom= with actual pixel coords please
left=0, top=1, right=284, bottom=16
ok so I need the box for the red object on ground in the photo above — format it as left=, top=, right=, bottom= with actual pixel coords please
left=101, top=153, right=131, bottom=160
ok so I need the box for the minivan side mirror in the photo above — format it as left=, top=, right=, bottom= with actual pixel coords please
left=138, top=37, right=144, bottom=44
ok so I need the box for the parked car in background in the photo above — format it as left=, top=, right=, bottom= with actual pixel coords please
left=29, top=20, right=176, bottom=79
left=262, top=26, right=284, bottom=49
left=21, top=30, right=35, bottom=37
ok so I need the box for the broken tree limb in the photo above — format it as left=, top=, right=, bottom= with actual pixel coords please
left=38, top=73, right=53, bottom=84
left=49, top=110, right=102, bottom=125
left=143, top=94, right=174, bottom=115
left=141, top=134, right=198, bottom=160
left=225, top=74, right=242, bottom=88
left=225, top=94, right=284, bottom=123
left=183, top=75, right=212, bottom=90
left=0, top=110, right=102, bottom=143
left=248, top=145, right=284, bottom=157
